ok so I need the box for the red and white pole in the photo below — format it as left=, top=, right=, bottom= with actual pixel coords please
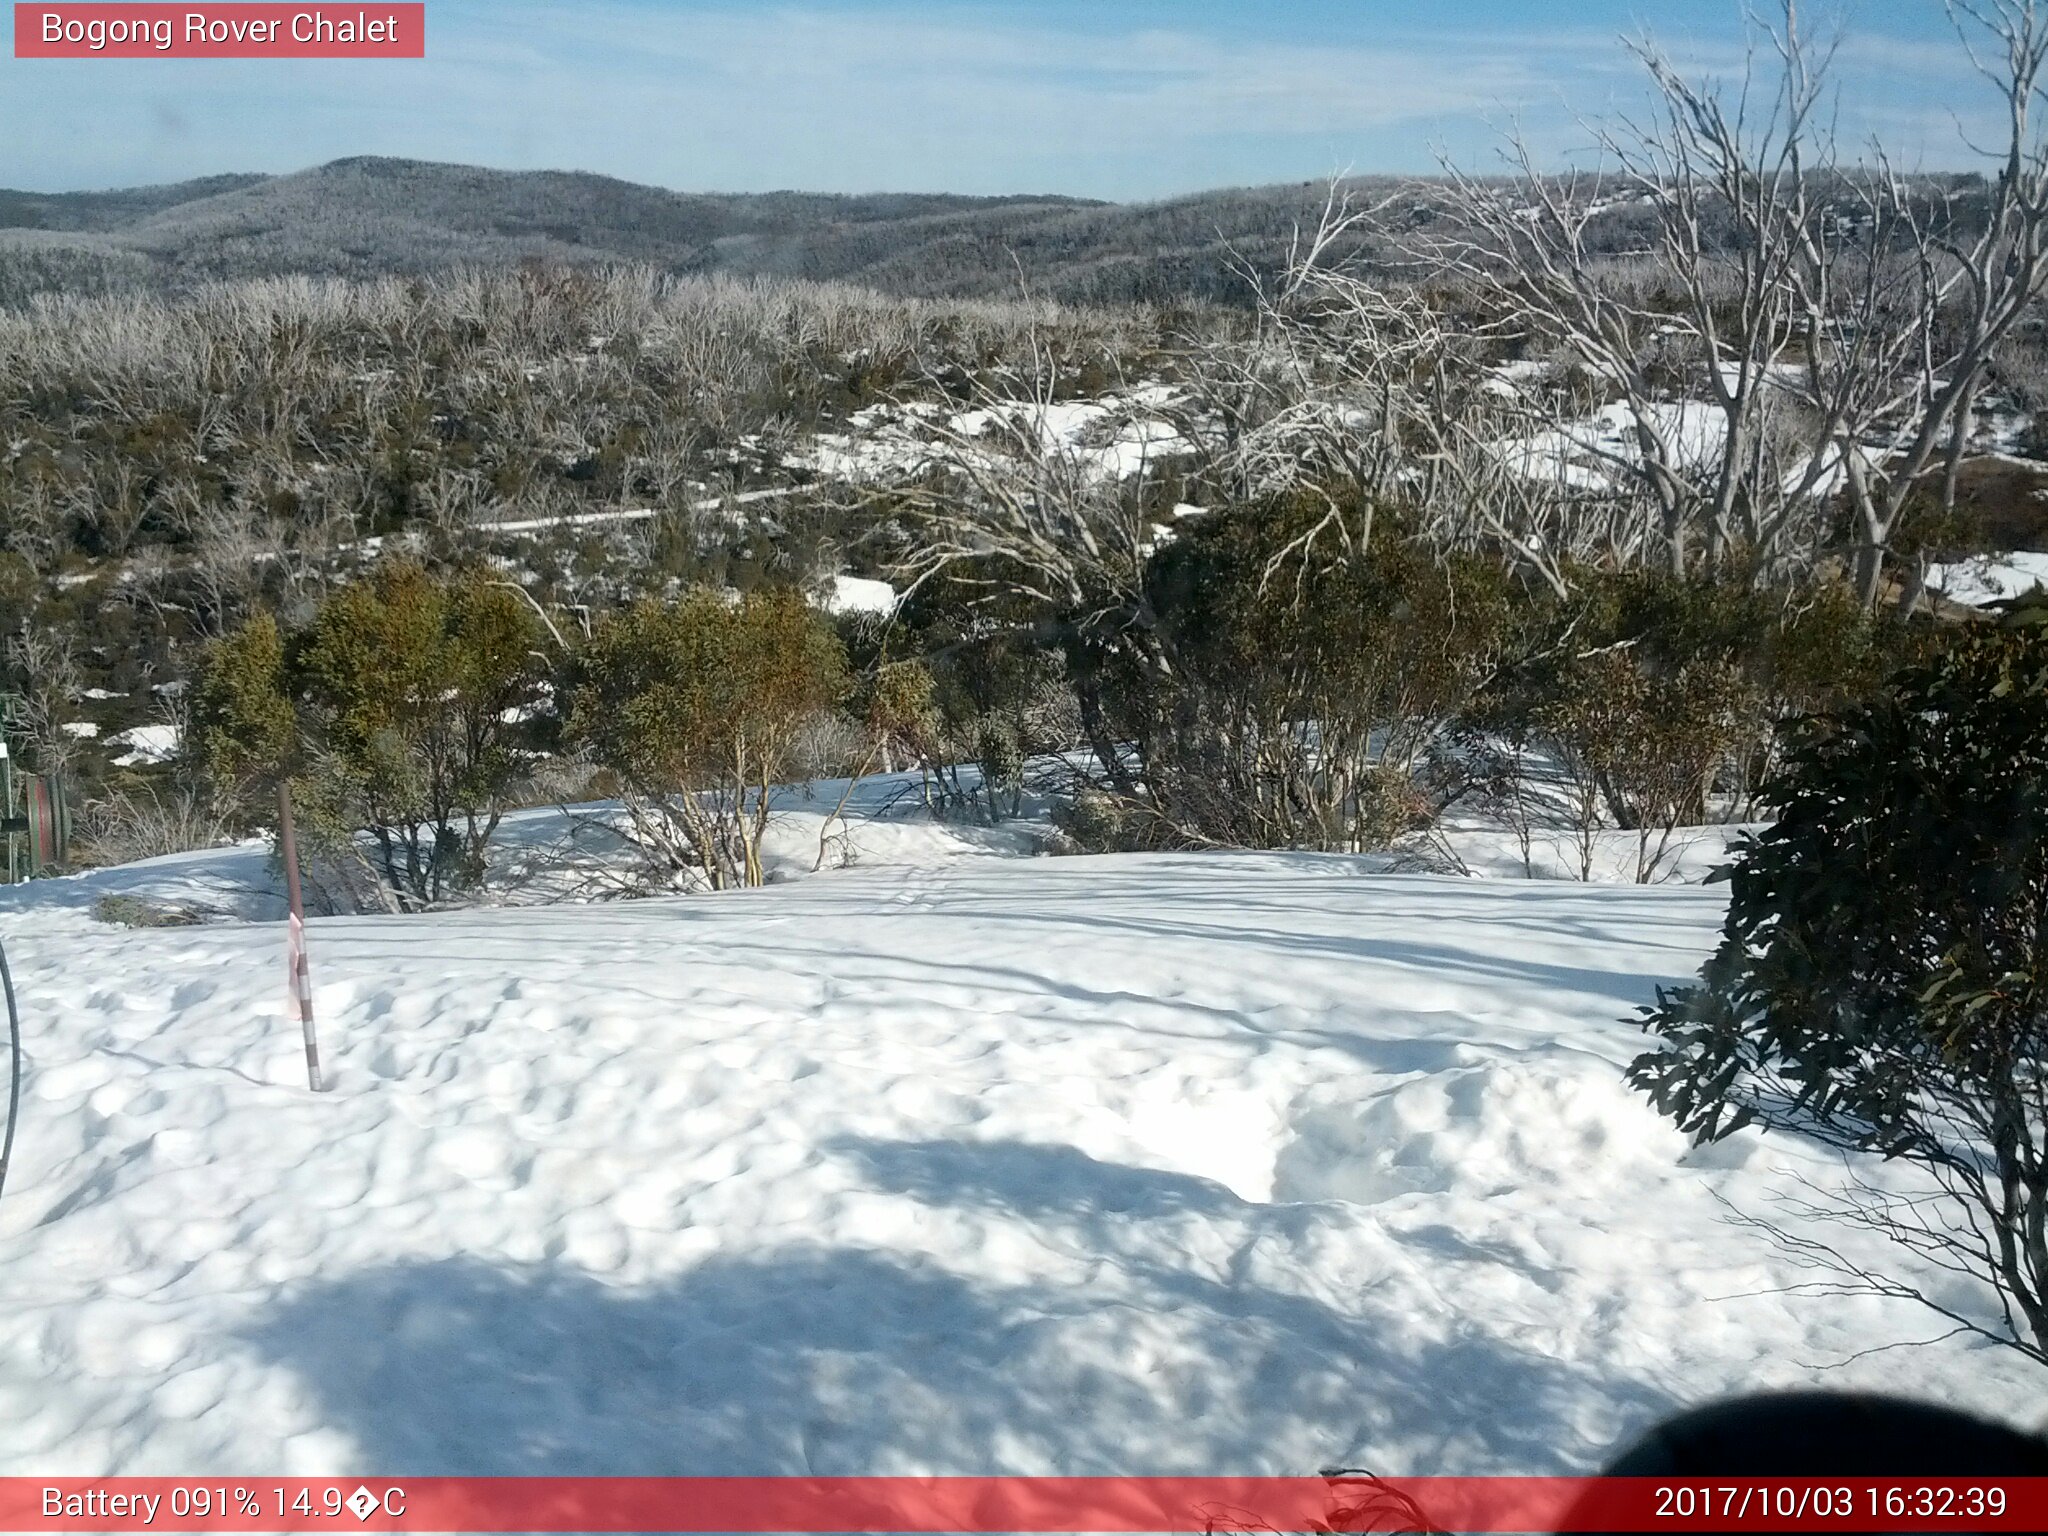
left=276, top=783, right=325, bottom=1092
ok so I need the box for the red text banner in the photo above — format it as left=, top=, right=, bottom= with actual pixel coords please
left=0, top=1476, right=2040, bottom=1532
left=14, top=5, right=424, bottom=58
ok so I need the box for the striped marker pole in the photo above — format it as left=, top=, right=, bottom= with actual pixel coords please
left=276, top=783, right=325, bottom=1093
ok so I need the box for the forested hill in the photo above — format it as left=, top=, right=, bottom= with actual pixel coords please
left=0, top=156, right=1406, bottom=307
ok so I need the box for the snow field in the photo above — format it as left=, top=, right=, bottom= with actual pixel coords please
left=0, top=843, right=2039, bottom=1480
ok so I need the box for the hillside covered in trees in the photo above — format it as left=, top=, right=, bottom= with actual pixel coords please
left=0, top=156, right=1436, bottom=307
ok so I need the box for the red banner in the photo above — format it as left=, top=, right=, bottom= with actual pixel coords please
left=13, top=4, right=424, bottom=58
left=0, top=1476, right=2038, bottom=1532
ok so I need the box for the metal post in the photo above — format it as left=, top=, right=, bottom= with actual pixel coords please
left=0, top=737, right=13, bottom=886
left=276, top=783, right=325, bottom=1092
left=0, top=696, right=15, bottom=886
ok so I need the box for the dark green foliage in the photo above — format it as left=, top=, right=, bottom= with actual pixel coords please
left=1629, top=604, right=2048, bottom=1360
left=869, top=578, right=1074, bottom=823
left=1473, top=570, right=1916, bottom=880
left=1490, top=568, right=1903, bottom=732
left=930, top=633, right=1068, bottom=822
left=1076, top=497, right=1508, bottom=851
left=975, top=720, right=1026, bottom=818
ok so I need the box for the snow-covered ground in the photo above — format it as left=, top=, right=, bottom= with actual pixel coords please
left=0, top=799, right=2038, bottom=1478
left=813, top=574, right=898, bottom=618
left=17, top=775, right=1038, bottom=921
left=1925, top=549, right=2048, bottom=608
left=1493, top=400, right=1726, bottom=492
left=1488, top=398, right=1870, bottom=499
left=105, top=724, right=180, bottom=768
left=794, top=386, right=1189, bottom=484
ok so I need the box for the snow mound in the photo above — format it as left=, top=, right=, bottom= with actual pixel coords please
left=1275, top=1055, right=1687, bottom=1205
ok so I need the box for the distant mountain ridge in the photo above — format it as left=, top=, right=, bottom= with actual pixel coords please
left=0, top=155, right=1396, bottom=307
left=0, top=172, right=269, bottom=233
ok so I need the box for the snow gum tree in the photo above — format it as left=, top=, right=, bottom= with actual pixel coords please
left=1630, top=601, right=2048, bottom=1362
left=1440, top=0, right=2048, bottom=602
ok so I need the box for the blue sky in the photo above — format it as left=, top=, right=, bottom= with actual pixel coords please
left=0, top=1, right=2004, bottom=200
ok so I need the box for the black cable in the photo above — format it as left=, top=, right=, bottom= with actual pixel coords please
left=0, top=931, right=18, bottom=1207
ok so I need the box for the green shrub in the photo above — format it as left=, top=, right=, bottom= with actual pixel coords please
left=193, top=562, right=545, bottom=911
left=1050, top=787, right=1173, bottom=854
left=877, top=581, right=1075, bottom=823
left=571, top=586, right=847, bottom=888
left=1087, top=498, right=1508, bottom=851
left=1630, top=602, right=2048, bottom=1362
left=1473, top=571, right=1914, bottom=878
left=191, top=612, right=297, bottom=795
left=975, top=720, right=1025, bottom=818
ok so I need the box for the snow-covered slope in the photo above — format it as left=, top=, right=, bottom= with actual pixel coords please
left=0, top=849, right=2036, bottom=1477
